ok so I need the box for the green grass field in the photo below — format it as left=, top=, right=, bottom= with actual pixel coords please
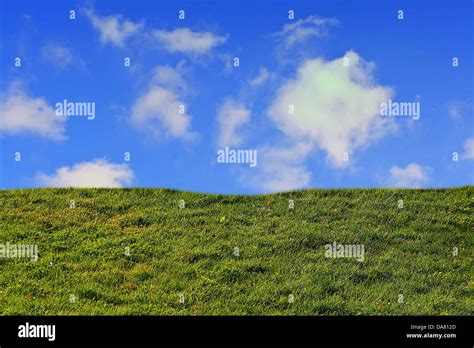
left=0, top=187, right=472, bottom=315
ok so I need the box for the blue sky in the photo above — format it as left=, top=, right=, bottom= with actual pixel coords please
left=1, top=0, right=473, bottom=193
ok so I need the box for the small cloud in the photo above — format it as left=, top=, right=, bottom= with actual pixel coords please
left=275, top=15, right=338, bottom=49
left=41, top=43, right=74, bottom=69
left=217, top=99, right=251, bottom=147
left=216, top=53, right=234, bottom=75
left=36, top=159, right=134, bottom=188
left=0, top=84, right=66, bottom=140
left=388, top=163, right=430, bottom=188
left=83, top=8, right=143, bottom=47
left=151, top=63, right=187, bottom=93
left=153, top=28, right=227, bottom=54
left=131, top=65, right=197, bottom=141
left=241, top=142, right=312, bottom=192
left=131, top=87, right=196, bottom=140
left=249, top=67, right=273, bottom=87
left=462, top=137, right=474, bottom=160
left=83, top=8, right=226, bottom=55
left=448, top=100, right=473, bottom=120
left=21, top=14, right=32, bottom=22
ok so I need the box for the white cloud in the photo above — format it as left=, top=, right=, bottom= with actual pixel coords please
left=41, top=43, right=73, bottom=69
left=153, top=28, right=227, bottom=54
left=36, top=159, right=134, bottom=188
left=0, top=86, right=66, bottom=140
left=241, top=142, right=312, bottom=192
left=217, top=99, right=251, bottom=147
left=84, top=9, right=143, bottom=47
left=259, top=163, right=310, bottom=192
left=151, top=64, right=187, bottom=93
left=275, top=15, right=338, bottom=49
left=131, top=65, right=197, bottom=141
left=241, top=51, right=394, bottom=192
left=462, top=137, right=474, bottom=160
left=83, top=8, right=227, bottom=54
left=268, top=51, right=395, bottom=167
left=131, top=87, right=195, bottom=140
left=249, top=67, right=273, bottom=87
left=388, top=163, right=429, bottom=188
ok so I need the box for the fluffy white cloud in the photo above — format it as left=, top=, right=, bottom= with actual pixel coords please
left=268, top=51, right=395, bottom=167
left=41, top=43, right=73, bottom=69
left=84, top=9, right=143, bottom=47
left=0, top=86, right=66, bottom=140
left=462, top=137, right=474, bottom=160
left=153, top=28, right=227, bottom=54
left=241, top=51, right=394, bottom=191
left=131, top=87, right=195, bottom=140
left=241, top=142, right=312, bottom=192
left=36, top=159, right=134, bottom=188
left=217, top=99, right=251, bottom=147
left=388, top=163, right=429, bottom=188
left=131, top=65, right=197, bottom=141
left=275, top=15, right=338, bottom=49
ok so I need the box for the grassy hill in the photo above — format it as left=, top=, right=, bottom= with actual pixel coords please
left=0, top=187, right=472, bottom=315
